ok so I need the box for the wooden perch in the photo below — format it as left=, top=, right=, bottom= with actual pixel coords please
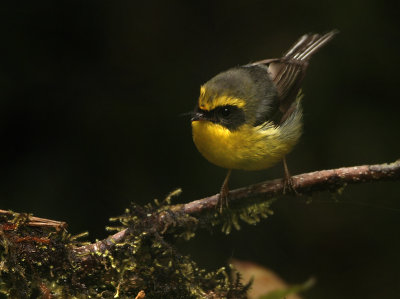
left=75, top=159, right=400, bottom=256
left=1, top=160, right=399, bottom=298
left=178, top=159, right=400, bottom=215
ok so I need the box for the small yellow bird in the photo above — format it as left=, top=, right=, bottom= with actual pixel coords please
left=191, top=31, right=337, bottom=207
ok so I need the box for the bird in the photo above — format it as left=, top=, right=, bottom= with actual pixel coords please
left=191, top=30, right=338, bottom=211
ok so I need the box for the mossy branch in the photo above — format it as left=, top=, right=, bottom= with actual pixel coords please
left=178, top=159, right=400, bottom=215
left=76, top=159, right=400, bottom=257
left=1, top=160, right=399, bottom=298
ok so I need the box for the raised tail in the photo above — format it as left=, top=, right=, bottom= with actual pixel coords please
left=284, top=30, right=338, bottom=61
left=250, top=30, right=338, bottom=120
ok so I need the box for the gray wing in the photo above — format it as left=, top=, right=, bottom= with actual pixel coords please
left=248, top=30, right=338, bottom=120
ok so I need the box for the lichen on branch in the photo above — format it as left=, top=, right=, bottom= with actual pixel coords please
left=0, top=195, right=250, bottom=298
left=0, top=160, right=399, bottom=298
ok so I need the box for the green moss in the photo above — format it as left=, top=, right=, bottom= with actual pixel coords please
left=0, top=190, right=251, bottom=298
left=214, top=199, right=275, bottom=234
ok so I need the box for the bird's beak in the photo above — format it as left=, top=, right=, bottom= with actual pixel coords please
left=191, top=111, right=206, bottom=122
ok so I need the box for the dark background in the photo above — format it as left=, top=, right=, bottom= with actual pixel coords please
left=1, top=1, right=400, bottom=298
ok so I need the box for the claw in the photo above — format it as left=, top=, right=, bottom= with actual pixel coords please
left=283, top=174, right=298, bottom=195
left=282, top=157, right=299, bottom=195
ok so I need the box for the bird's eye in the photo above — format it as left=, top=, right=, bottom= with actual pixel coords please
left=220, top=107, right=231, bottom=117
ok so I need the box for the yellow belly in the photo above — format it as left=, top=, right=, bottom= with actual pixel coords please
left=192, top=121, right=300, bottom=171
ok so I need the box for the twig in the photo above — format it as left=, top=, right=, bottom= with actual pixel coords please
left=0, top=209, right=67, bottom=230
left=75, top=159, right=400, bottom=256
left=179, top=159, right=400, bottom=215
left=2, top=160, right=399, bottom=297
left=74, top=227, right=131, bottom=261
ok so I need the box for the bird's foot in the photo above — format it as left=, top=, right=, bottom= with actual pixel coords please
left=218, top=184, right=229, bottom=213
left=218, top=170, right=232, bottom=213
left=282, top=157, right=299, bottom=195
left=282, top=175, right=298, bottom=195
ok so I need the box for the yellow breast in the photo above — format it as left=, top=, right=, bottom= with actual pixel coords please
left=191, top=121, right=299, bottom=171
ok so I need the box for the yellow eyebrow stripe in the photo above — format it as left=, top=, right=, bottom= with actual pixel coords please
left=198, top=86, right=246, bottom=111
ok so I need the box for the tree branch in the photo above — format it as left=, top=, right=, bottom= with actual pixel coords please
left=2, top=160, right=399, bottom=297
left=75, top=159, right=400, bottom=257
left=178, top=159, right=400, bottom=215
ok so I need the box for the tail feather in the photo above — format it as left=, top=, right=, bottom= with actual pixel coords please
left=271, top=30, right=338, bottom=115
left=245, top=30, right=338, bottom=123
left=285, top=30, right=338, bottom=61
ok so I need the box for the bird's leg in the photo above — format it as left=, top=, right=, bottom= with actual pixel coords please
left=218, top=169, right=232, bottom=213
left=282, top=157, right=297, bottom=194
